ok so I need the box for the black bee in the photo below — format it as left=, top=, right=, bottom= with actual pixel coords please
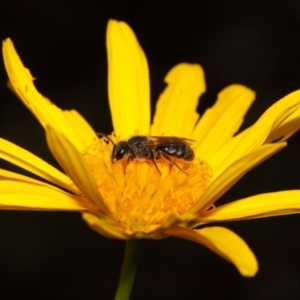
left=98, top=134, right=195, bottom=174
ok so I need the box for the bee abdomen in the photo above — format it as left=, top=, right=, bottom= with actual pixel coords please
left=176, top=145, right=194, bottom=160
left=157, top=145, right=194, bottom=161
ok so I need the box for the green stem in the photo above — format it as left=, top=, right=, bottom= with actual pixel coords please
left=114, top=239, right=143, bottom=300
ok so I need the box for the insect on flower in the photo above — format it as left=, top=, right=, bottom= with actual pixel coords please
left=7, top=20, right=300, bottom=279
left=98, top=134, right=195, bottom=174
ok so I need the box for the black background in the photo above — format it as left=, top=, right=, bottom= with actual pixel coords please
left=1, top=1, right=300, bottom=299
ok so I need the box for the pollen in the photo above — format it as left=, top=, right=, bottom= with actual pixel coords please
left=82, top=136, right=212, bottom=235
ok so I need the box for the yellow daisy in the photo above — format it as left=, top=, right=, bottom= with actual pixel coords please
left=2, top=20, right=300, bottom=280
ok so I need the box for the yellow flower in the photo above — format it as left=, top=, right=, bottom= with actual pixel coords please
left=2, top=20, right=300, bottom=278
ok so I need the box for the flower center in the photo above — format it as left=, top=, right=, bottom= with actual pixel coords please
left=83, top=136, right=212, bottom=235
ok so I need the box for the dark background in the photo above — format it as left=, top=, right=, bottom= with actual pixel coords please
left=0, top=1, right=300, bottom=299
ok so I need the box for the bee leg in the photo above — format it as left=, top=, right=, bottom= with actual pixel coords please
left=126, top=156, right=132, bottom=166
left=151, top=159, right=162, bottom=175
left=147, top=149, right=161, bottom=175
left=159, top=151, right=188, bottom=175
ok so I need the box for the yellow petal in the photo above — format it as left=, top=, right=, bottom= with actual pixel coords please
left=151, top=63, right=205, bottom=137
left=201, top=190, right=300, bottom=221
left=192, top=84, right=255, bottom=159
left=82, top=213, right=128, bottom=239
left=210, top=98, right=300, bottom=175
left=165, top=226, right=258, bottom=277
left=62, top=109, right=99, bottom=151
left=266, top=107, right=300, bottom=143
left=107, top=20, right=150, bottom=138
left=0, top=180, right=95, bottom=211
left=189, top=142, right=286, bottom=213
left=0, top=167, right=68, bottom=189
left=213, top=90, right=300, bottom=175
left=2, top=39, right=97, bottom=151
left=0, top=137, right=78, bottom=193
left=46, top=126, right=109, bottom=214
left=208, top=128, right=248, bottom=175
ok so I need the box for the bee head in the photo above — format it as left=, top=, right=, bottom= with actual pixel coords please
left=111, top=142, right=131, bottom=163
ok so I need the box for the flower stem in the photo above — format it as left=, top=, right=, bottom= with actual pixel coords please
left=114, top=239, right=143, bottom=300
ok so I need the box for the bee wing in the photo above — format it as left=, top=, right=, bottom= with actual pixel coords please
left=143, top=136, right=195, bottom=147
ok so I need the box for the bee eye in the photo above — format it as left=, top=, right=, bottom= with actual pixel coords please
left=115, top=148, right=128, bottom=159
left=112, top=142, right=130, bottom=161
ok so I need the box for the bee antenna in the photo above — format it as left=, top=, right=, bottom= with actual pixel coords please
left=96, top=133, right=115, bottom=145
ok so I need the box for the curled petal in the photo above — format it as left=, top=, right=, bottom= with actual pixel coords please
left=151, top=63, right=205, bottom=137
left=266, top=108, right=300, bottom=143
left=46, top=126, right=109, bottom=214
left=62, top=109, right=98, bottom=151
left=214, top=90, right=300, bottom=175
left=189, top=142, right=286, bottom=213
left=201, top=191, right=300, bottom=221
left=82, top=213, right=128, bottom=240
left=107, top=20, right=150, bottom=137
left=166, top=226, right=258, bottom=277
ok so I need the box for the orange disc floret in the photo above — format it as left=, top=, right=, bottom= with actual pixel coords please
left=82, top=135, right=212, bottom=234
